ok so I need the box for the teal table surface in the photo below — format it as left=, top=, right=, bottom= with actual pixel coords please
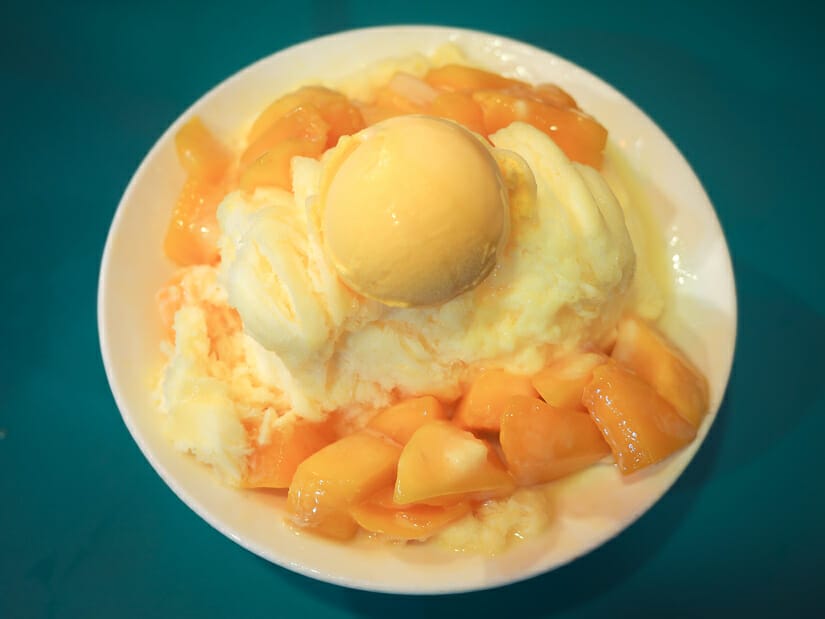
left=2, top=1, right=823, bottom=617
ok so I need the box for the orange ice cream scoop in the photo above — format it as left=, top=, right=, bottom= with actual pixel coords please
left=320, top=115, right=509, bottom=307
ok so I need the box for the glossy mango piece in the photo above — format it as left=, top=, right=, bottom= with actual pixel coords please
left=531, top=352, right=608, bottom=411
left=163, top=176, right=224, bottom=266
left=473, top=90, right=607, bottom=168
left=453, top=369, right=538, bottom=432
left=372, top=73, right=438, bottom=116
left=394, top=421, right=514, bottom=505
left=582, top=361, right=697, bottom=475
left=532, top=83, right=578, bottom=109
left=424, top=64, right=525, bottom=92
left=242, top=417, right=337, bottom=489
left=500, top=396, right=609, bottom=485
left=611, top=316, right=710, bottom=428
left=240, top=105, right=329, bottom=168
left=358, top=103, right=406, bottom=126
left=287, top=432, right=401, bottom=540
left=238, top=138, right=326, bottom=192
left=247, top=86, right=364, bottom=149
left=367, top=396, right=447, bottom=445
left=428, top=91, right=486, bottom=135
left=175, top=117, right=232, bottom=183
left=350, top=486, right=471, bottom=540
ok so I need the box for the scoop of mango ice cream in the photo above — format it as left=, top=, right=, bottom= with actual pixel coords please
left=211, top=121, right=636, bottom=422
left=321, top=115, right=509, bottom=307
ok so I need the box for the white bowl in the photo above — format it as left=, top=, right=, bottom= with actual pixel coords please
left=98, top=25, right=736, bottom=594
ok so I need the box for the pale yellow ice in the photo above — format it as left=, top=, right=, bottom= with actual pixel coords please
left=321, top=115, right=509, bottom=307
left=208, top=121, right=639, bottom=424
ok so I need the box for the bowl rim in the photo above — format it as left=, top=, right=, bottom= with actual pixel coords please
left=98, top=24, right=738, bottom=594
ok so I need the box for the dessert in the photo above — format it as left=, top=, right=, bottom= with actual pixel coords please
left=322, top=115, right=508, bottom=307
left=153, top=45, right=710, bottom=552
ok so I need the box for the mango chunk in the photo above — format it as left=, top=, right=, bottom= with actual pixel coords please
left=163, top=176, right=224, bottom=266
left=453, top=369, right=538, bottom=432
left=473, top=90, right=607, bottom=168
left=238, top=138, right=325, bottom=192
left=247, top=86, right=364, bottom=149
left=350, top=487, right=471, bottom=540
left=424, top=64, right=525, bottom=92
left=287, top=432, right=401, bottom=539
left=532, top=83, right=578, bottom=109
left=242, top=417, right=337, bottom=489
left=164, top=118, right=232, bottom=266
left=531, top=352, right=608, bottom=411
left=394, top=421, right=514, bottom=505
left=367, top=396, right=447, bottom=445
left=500, top=396, right=610, bottom=485
left=611, top=316, right=710, bottom=428
left=428, top=91, right=486, bottom=135
left=175, top=117, right=232, bottom=183
left=582, top=361, right=697, bottom=475
left=240, top=104, right=329, bottom=168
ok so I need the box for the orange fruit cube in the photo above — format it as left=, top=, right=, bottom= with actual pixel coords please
left=372, top=73, right=439, bottom=116
left=287, top=432, right=401, bottom=540
left=238, top=137, right=326, bottom=192
left=473, top=90, right=607, bottom=168
left=424, top=64, right=525, bottom=92
left=500, top=396, right=610, bottom=485
left=242, top=417, right=337, bottom=489
left=163, top=176, right=224, bottom=266
left=532, top=83, right=578, bottom=109
left=240, top=104, right=329, bottom=168
left=428, top=91, right=486, bottom=135
left=358, top=103, right=406, bottom=126
left=247, top=86, right=364, bottom=150
left=453, top=369, right=538, bottom=432
left=582, top=361, right=697, bottom=475
left=350, top=486, right=471, bottom=540
left=611, top=316, right=710, bottom=428
left=531, top=352, right=608, bottom=410
left=394, top=421, right=515, bottom=505
left=367, top=396, right=447, bottom=445
left=175, top=117, right=232, bottom=183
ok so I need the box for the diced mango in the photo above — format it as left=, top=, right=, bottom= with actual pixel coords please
left=531, top=352, right=608, bottom=410
left=372, top=73, right=439, bottom=116
left=238, top=138, right=326, bottom=192
left=175, top=117, right=232, bottom=183
left=425, top=64, right=525, bottom=92
left=394, top=421, right=514, bottom=505
left=532, top=83, right=578, bottom=109
left=582, top=361, right=697, bottom=475
left=287, top=432, right=401, bottom=540
left=240, top=105, right=329, bottom=168
left=164, top=118, right=233, bottom=266
left=163, top=176, right=224, bottom=266
left=500, top=396, right=610, bottom=485
left=350, top=486, right=471, bottom=540
left=358, top=104, right=405, bottom=126
left=367, top=396, right=447, bottom=445
left=473, top=90, right=607, bottom=168
left=247, top=86, right=364, bottom=149
left=453, top=369, right=538, bottom=432
left=611, top=316, right=710, bottom=428
left=428, top=91, right=486, bottom=135
left=242, top=417, right=337, bottom=489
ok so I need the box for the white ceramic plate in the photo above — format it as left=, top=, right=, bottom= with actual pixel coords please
left=98, top=25, right=737, bottom=594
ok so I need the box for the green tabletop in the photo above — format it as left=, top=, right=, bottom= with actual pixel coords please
left=2, top=1, right=823, bottom=617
